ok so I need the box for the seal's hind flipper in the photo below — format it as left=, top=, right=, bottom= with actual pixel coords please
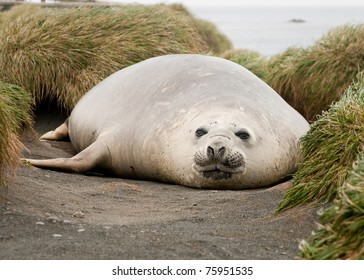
left=40, top=120, right=69, bottom=141
left=23, top=139, right=111, bottom=174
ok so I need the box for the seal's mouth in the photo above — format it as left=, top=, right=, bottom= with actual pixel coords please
left=193, top=164, right=244, bottom=180
left=202, top=168, right=233, bottom=180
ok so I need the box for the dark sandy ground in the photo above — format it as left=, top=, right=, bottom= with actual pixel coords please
left=0, top=109, right=320, bottom=260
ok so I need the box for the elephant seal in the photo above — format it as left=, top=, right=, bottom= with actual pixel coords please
left=25, top=54, right=309, bottom=189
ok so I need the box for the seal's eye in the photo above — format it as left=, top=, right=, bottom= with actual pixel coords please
left=195, top=128, right=208, bottom=138
left=235, top=130, right=250, bottom=140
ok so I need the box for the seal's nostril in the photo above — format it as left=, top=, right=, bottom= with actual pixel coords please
left=218, top=146, right=226, bottom=157
left=207, top=146, right=214, bottom=158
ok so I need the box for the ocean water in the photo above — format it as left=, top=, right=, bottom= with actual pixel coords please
left=188, top=5, right=364, bottom=56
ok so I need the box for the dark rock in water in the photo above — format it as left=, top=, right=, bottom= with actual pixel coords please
left=289, top=18, right=306, bottom=23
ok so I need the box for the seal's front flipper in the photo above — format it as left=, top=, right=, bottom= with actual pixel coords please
left=40, top=120, right=69, bottom=141
left=23, top=139, right=111, bottom=174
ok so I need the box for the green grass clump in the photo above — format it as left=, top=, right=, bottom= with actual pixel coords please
left=299, top=153, right=364, bottom=259
left=0, top=4, right=207, bottom=111
left=0, top=81, right=32, bottom=186
left=194, top=19, right=232, bottom=55
left=222, top=48, right=268, bottom=80
left=0, top=4, right=40, bottom=24
left=168, top=3, right=232, bottom=54
left=266, top=47, right=307, bottom=105
left=276, top=76, right=364, bottom=212
left=266, top=25, right=364, bottom=121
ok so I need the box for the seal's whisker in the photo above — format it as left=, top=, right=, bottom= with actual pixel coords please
left=245, top=159, right=258, bottom=163
left=181, top=155, right=195, bottom=159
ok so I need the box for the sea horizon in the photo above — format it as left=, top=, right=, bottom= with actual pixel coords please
left=189, top=5, right=364, bottom=56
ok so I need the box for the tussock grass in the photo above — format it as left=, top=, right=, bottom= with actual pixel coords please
left=222, top=48, right=268, bottom=80
left=299, top=153, right=364, bottom=259
left=168, top=3, right=232, bottom=54
left=194, top=19, right=232, bottom=55
left=0, top=4, right=207, bottom=111
left=0, top=4, right=39, bottom=24
left=276, top=76, right=364, bottom=212
left=266, top=47, right=307, bottom=106
left=266, top=25, right=364, bottom=121
left=0, top=81, right=32, bottom=186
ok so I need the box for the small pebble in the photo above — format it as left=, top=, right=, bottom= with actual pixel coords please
left=63, top=220, right=72, bottom=224
left=35, top=222, right=45, bottom=226
left=192, top=203, right=198, bottom=207
left=73, top=211, right=85, bottom=218
left=52, top=234, right=62, bottom=238
left=47, top=216, right=60, bottom=223
left=103, top=226, right=111, bottom=230
left=77, top=228, right=85, bottom=233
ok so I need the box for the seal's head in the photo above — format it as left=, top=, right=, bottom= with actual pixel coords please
left=193, top=125, right=252, bottom=180
left=164, top=106, right=272, bottom=189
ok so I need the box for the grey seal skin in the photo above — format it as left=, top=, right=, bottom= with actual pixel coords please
left=25, top=54, right=310, bottom=189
